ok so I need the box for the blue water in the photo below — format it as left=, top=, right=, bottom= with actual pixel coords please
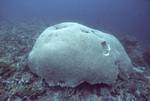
left=0, top=0, right=150, bottom=43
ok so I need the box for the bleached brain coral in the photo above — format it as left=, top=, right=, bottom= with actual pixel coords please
left=28, top=22, right=133, bottom=87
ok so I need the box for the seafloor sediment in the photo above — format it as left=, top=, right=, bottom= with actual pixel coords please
left=0, top=17, right=150, bottom=101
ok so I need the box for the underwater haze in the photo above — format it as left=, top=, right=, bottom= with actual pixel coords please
left=1, top=0, right=150, bottom=100
left=0, top=0, right=150, bottom=43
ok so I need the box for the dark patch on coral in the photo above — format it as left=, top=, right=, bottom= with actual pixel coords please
left=81, top=29, right=89, bottom=33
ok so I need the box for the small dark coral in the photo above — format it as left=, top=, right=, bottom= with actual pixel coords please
left=122, top=35, right=138, bottom=53
left=123, top=35, right=137, bottom=46
left=143, top=49, right=150, bottom=66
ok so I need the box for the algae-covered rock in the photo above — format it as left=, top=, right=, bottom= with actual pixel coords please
left=28, top=22, right=132, bottom=87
